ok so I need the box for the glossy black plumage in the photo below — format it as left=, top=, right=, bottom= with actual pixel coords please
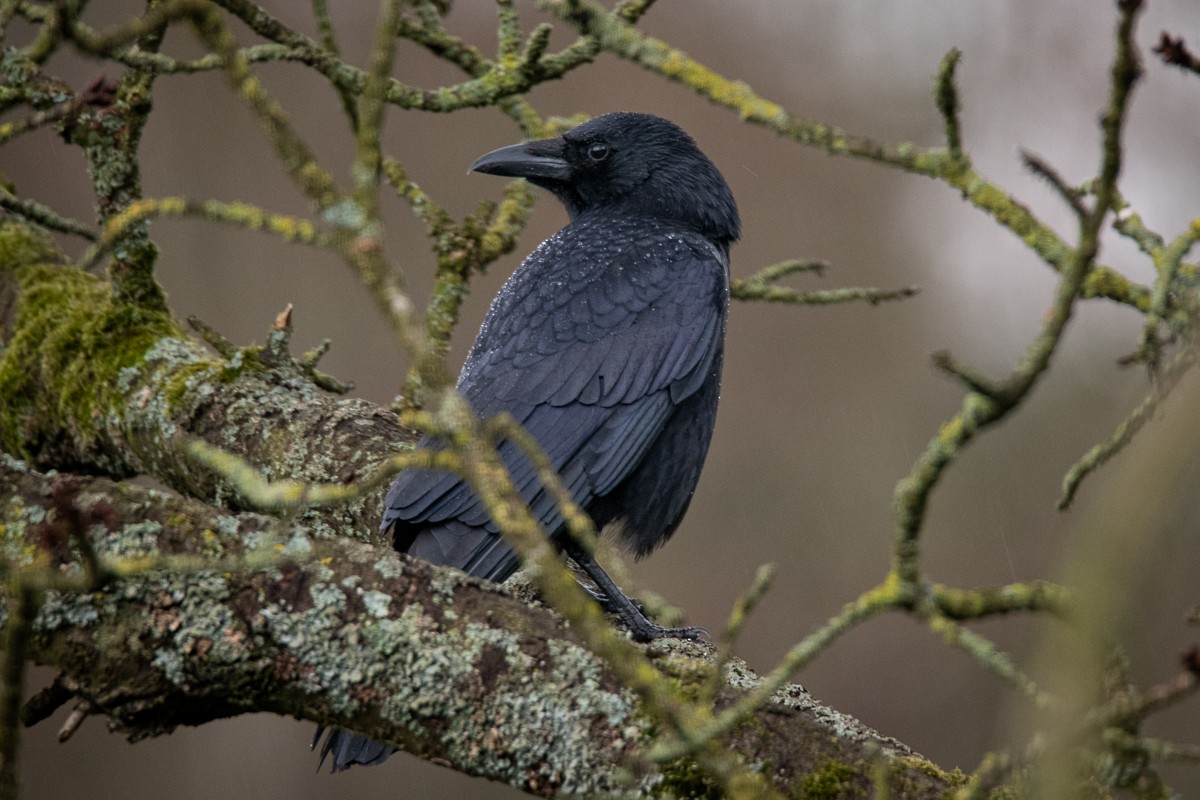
left=317, top=112, right=739, bottom=773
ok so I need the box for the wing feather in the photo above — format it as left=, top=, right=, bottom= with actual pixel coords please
left=383, top=220, right=728, bottom=569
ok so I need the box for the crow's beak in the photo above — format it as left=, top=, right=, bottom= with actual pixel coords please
left=468, top=138, right=570, bottom=181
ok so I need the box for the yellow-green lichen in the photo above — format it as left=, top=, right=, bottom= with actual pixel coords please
left=891, top=755, right=967, bottom=789
left=660, top=755, right=723, bottom=799
left=795, top=759, right=862, bottom=799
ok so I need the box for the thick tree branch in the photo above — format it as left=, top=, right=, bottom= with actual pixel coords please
left=0, top=458, right=959, bottom=799
left=0, top=220, right=408, bottom=537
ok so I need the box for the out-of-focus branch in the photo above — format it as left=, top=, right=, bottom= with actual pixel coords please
left=79, top=196, right=328, bottom=269
left=1060, top=345, right=1198, bottom=509
left=1154, top=31, right=1200, bottom=75
left=0, top=582, right=34, bottom=800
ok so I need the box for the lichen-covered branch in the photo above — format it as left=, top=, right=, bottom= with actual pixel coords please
left=55, top=2, right=167, bottom=311
left=0, top=187, right=95, bottom=241
left=884, top=0, right=1144, bottom=706
left=0, top=219, right=409, bottom=538
left=0, top=458, right=960, bottom=799
left=80, top=196, right=328, bottom=270
left=1059, top=345, right=1198, bottom=509
left=540, top=0, right=1151, bottom=313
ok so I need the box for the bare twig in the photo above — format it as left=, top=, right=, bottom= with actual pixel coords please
left=935, top=48, right=964, bottom=159
left=1060, top=345, right=1198, bottom=508
left=1153, top=31, right=1200, bottom=75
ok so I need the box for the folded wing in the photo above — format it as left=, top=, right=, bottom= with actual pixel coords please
left=384, top=225, right=728, bottom=580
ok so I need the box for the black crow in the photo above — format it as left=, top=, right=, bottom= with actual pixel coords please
left=316, top=112, right=739, bottom=772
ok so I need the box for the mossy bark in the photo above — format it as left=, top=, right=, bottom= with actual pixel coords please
left=0, top=219, right=411, bottom=540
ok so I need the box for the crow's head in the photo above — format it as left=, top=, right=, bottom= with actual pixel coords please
left=470, top=112, right=740, bottom=245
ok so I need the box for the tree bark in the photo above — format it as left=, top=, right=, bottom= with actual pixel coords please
left=0, top=220, right=962, bottom=796
left=0, top=458, right=958, bottom=798
left=0, top=220, right=409, bottom=541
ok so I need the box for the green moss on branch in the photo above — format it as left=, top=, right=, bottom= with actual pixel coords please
left=0, top=220, right=409, bottom=537
left=0, top=221, right=180, bottom=472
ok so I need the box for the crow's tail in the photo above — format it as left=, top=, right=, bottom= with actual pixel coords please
left=312, top=725, right=396, bottom=773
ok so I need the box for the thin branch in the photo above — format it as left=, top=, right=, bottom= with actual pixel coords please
left=20, top=0, right=64, bottom=64
left=952, top=752, right=1015, bottom=800
left=741, top=258, right=828, bottom=283
left=1111, top=191, right=1166, bottom=256
left=1022, top=149, right=1088, bottom=218
left=0, top=583, right=34, bottom=800
left=541, top=0, right=1150, bottom=312
left=730, top=282, right=918, bottom=306
left=185, top=315, right=235, bottom=358
left=700, top=563, right=776, bottom=706
left=55, top=703, right=91, bottom=744
left=930, top=580, right=1072, bottom=620
left=615, top=0, right=658, bottom=23
left=1059, top=345, right=1197, bottom=509
left=0, top=95, right=77, bottom=144
left=1138, top=220, right=1200, bottom=370
left=1095, top=657, right=1200, bottom=725
left=18, top=677, right=70, bottom=728
left=310, top=0, right=358, bottom=129
left=186, top=439, right=455, bottom=511
left=730, top=259, right=915, bottom=306
left=935, top=48, right=963, bottom=159
left=1105, top=729, right=1200, bottom=764
left=395, top=6, right=558, bottom=136
left=0, top=186, right=96, bottom=240
left=479, top=413, right=600, bottom=552
left=649, top=579, right=901, bottom=762
left=97, top=42, right=308, bottom=73
left=1153, top=31, right=1200, bottom=76
left=78, top=196, right=329, bottom=270
left=893, top=0, right=1143, bottom=589
left=931, top=350, right=1004, bottom=399
left=495, top=0, right=522, bottom=61
left=351, top=0, right=402, bottom=221
left=924, top=613, right=1052, bottom=708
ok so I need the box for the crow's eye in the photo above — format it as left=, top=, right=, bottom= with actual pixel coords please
left=586, top=142, right=610, bottom=162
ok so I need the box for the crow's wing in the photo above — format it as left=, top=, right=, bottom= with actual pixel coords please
left=384, top=224, right=727, bottom=573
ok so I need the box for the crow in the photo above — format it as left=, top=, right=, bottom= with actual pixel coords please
left=316, top=112, right=740, bottom=772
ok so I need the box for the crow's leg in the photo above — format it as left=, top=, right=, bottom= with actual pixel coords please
left=562, top=544, right=706, bottom=642
left=573, top=577, right=649, bottom=616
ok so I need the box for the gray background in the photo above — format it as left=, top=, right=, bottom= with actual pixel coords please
left=4, top=1, right=1199, bottom=797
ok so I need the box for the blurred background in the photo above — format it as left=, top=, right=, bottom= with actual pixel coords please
left=4, top=0, right=1200, bottom=797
